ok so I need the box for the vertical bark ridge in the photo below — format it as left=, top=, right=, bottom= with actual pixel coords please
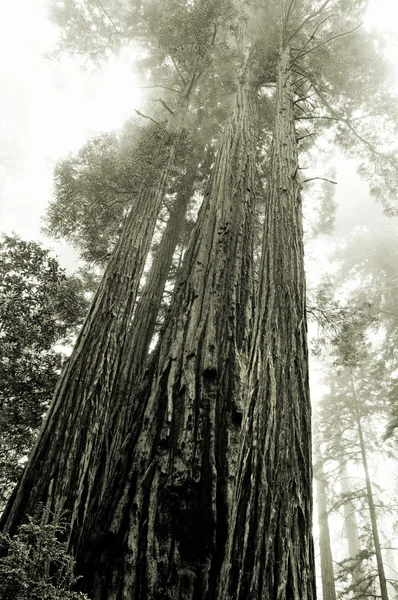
left=84, top=55, right=260, bottom=600
left=94, top=149, right=203, bottom=507
left=218, top=45, right=316, bottom=600
left=0, top=92, right=191, bottom=549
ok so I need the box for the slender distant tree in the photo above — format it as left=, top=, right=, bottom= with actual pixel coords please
left=319, top=363, right=393, bottom=600
left=313, top=413, right=336, bottom=600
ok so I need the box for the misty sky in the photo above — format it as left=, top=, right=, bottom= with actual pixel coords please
left=0, top=0, right=398, bottom=273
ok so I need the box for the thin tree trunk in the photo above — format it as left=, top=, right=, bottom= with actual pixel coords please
left=378, top=508, right=398, bottom=600
left=0, top=87, right=192, bottom=548
left=313, top=417, right=336, bottom=600
left=79, top=52, right=260, bottom=600
left=340, top=465, right=362, bottom=557
left=356, top=413, right=389, bottom=600
left=339, top=463, right=371, bottom=598
left=218, top=44, right=316, bottom=600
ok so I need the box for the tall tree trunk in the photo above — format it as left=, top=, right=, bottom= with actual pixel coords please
left=79, top=52, right=260, bottom=600
left=313, top=416, right=336, bottom=600
left=0, top=87, right=192, bottom=548
left=92, top=148, right=203, bottom=508
left=217, top=44, right=316, bottom=600
left=356, top=412, right=389, bottom=600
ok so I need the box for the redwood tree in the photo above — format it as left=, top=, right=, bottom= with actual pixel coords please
left=74, top=42, right=267, bottom=598
left=0, top=0, right=232, bottom=551
left=218, top=38, right=315, bottom=600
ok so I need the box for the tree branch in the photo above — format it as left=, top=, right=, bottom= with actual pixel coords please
left=94, top=0, right=121, bottom=34
left=296, top=132, right=317, bottom=142
left=153, top=98, right=174, bottom=114
left=303, top=177, right=337, bottom=184
left=257, top=25, right=279, bottom=55
left=290, top=14, right=334, bottom=67
left=283, top=0, right=297, bottom=36
left=298, top=23, right=363, bottom=60
left=170, top=56, right=186, bottom=84
left=138, top=85, right=179, bottom=93
left=309, top=77, right=398, bottom=169
left=287, top=0, right=336, bottom=42
left=134, top=109, right=161, bottom=126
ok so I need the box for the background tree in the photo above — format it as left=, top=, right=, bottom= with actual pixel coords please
left=313, top=413, right=337, bottom=600
left=317, top=358, right=398, bottom=600
left=0, top=235, right=88, bottom=509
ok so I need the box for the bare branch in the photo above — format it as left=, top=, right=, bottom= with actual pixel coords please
left=296, top=132, right=317, bottom=142
left=303, top=177, right=337, bottom=184
left=257, top=24, right=279, bottom=55
left=295, top=115, right=340, bottom=121
left=153, top=98, right=174, bottom=115
left=298, top=23, right=362, bottom=60
left=170, top=56, right=186, bottom=84
left=287, top=0, right=336, bottom=42
left=138, top=85, right=179, bottom=93
left=134, top=109, right=162, bottom=126
left=290, top=13, right=334, bottom=67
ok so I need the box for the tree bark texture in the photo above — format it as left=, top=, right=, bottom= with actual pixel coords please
left=0, top=91, right=191, bottom=551
left=87, top=148, right=203, bottom=514
left=217, top=45, right=316, bottom=600
left=313, top=418, right=336, bottom=600
left=80, top=57, right=259, bottom=600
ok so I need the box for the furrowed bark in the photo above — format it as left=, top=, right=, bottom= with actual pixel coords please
left=81, top=53, right=260, bottom=600
left=88, top=149, right=203, bottom=513
left=218, top=45, right=316, bottom=600
left=0, top=90, right=191, bottom=549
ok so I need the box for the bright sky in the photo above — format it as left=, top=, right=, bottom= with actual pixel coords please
left=0, top=0, right=143, bottom=269
left=0, top=0, right=397, bottom=272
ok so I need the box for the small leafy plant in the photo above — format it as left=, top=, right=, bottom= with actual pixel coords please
left=0, top=514, right=90, bottom=600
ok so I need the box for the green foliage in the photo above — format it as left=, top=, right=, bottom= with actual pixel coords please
left=44, top=121, right=162, bottom=263
left=0, top=235, right=88, bottom=506
left=48, top=0, right=239, bottom=85
left=44, top=115, right=202, bottom=265
left=0, top=514, right=89, bottom=600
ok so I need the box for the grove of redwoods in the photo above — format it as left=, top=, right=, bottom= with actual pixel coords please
left=1, top=0, right=398, bottom=599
